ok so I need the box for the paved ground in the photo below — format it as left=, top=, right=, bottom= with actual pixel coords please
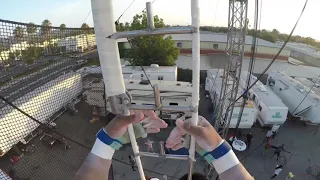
left=0, top=86, right=320, bottom=180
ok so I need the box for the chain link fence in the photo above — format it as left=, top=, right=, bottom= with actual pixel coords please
left=0, top=19, right=110, bottom=180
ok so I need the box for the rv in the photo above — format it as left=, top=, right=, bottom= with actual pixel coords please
left=0, top=73, right=83, bottom=156
left=206, top=69, right=257, bottom=128
left=267, top=71, right=320, bottom=124
left=240, top=72, right=288, bottom=126
left=84, top=79, right=192, bottom=119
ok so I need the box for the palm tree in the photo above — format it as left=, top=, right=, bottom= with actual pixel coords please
left=41, top=19, right=52, bottom=38
left=27, top=22, right=36, bottom=35
left=60, top=23, right=66, bottom=30
left=13, top=27, right=25, bottom=38
left=81, top=23, right=90, bottom=34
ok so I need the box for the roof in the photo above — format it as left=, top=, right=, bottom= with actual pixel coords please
left=281, top=42, right=320, bottom=59
left=241, top=72, right=287, bottom=108
left=166, top=32, right=282, bottom=48
left=124, top=79, right=192, bottom=93
left=122, top=65, right=177, bottom=73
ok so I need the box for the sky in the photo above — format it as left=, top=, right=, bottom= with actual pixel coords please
left=1, top=0, right=319, bottom=40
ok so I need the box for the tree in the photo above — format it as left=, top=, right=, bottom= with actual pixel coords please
left=27, top=22, right=37, bottom=34
left=41, top=19, right=52, bottom=37
left=271, top=29, right=279, bottom=40
left=21, top=46, right=43, bottom=64
left=13, top=27, right=25, bottom=38
left=60, top=23, right=66, bottom=32
left=260, top=31, right=276, bottom=43
left=81, top=23, right=90, bottom=34
left=126, top=13, right=179, bottom=66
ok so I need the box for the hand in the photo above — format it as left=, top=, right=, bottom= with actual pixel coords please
left=105, top=110, right=168, bottom=140
left=165, top=116, right=222, bottom=152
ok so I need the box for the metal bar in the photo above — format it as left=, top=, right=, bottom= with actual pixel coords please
left=153, top=84, right=161, bottom=108
left=108, top=27, right=193, bottom=39
left=159, top=141, right=165, bottom=156
left=129, top=104, right=195, bottom=112
left=146, top=2, right=155, bottom=29
left=139, top=152, right=189, bottom=160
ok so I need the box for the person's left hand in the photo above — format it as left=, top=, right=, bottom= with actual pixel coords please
left=105, top=110, right=167, bottom=142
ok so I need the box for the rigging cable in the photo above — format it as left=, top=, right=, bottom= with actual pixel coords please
left=141, top=66, right=154, bottom=88
left=0, top=95, right=178, bottom=179
left=291, top=74, right=320, bottom=115
left=232, top=0, right=309, bottom=104
left=115, top=0, right=137, bottom=24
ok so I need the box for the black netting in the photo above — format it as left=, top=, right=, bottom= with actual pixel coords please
left=0, top=19, right=107, bottom=180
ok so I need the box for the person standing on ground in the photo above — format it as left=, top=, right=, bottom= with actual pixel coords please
left=128, top=155, right=136, bottom=171
left=270, top=164, right=283, bottom=179
left=264, top=129, right=273, bottom=143
left=245, top=131, right=253, bottom=149
left=273, top=144, right=285, bottom=161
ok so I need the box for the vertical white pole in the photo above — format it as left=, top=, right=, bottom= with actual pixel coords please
left=189, top=0, right=200, bottom=179
left=91, top=0, right=146, bottom=179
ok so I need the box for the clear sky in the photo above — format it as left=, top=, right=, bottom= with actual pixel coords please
left=1, top=0, right=318, bottom=40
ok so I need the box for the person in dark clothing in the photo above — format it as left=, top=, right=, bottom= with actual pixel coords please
left=273, top=144, right=285, bottom=160
left=128, top=155, right=136, bottom=171
left=246, top=131, right=253, bottom=149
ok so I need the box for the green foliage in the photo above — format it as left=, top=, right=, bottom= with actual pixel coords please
left=13, top=27, right=25, bottom=38
left=8, top=52, right=15, bottom=64
left=41, top=19, right=52, bottom=36
left=27, top=22, right=36, bottom=34
left=60, top=23, right=66, bottom=32
left=81, top=23, right=90, bottom=34
left=21, top=46, right=43, bottom=64
left=125, top=13, right=179, bottom=66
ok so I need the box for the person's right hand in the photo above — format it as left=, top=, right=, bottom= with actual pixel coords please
left=165, top=116, right=222, bottom=152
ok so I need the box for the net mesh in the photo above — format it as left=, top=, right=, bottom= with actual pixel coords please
left=0, top=19, right=107, bottom=180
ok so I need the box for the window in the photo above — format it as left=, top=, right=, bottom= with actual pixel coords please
left=248, top=92, right=251, bottom=97
left=258, top=105, right=262, bottom=111
left=177, top=42, right=182, bottom=48
left=158, top=76, right=164, bottom=80
left=213, top=44, right=218, bottom=49
left=169, top=103, right=178, bottom=106
left=252, top=94, right=256, bottom=101
left=141, top=74, right=144, bottom=77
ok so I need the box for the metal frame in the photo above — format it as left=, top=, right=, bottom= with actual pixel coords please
left=92, top=1, right=201, bottom=179
left=214, top=0, right=248, bottom=139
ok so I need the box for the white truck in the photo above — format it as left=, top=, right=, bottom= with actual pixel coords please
left=0, top=72, right=83, bottom=156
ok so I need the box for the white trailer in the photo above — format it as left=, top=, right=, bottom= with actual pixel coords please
left=77, top=64, right=178, bottom=81
left=206, top=69, right=257, bottom=128
left=85, top=79, right=192, bottom=118
left=0, top=73, right=83, bottom=156
left=267, top=71, right=320, bottom=124
left=240, top=72, right=288, bottom=126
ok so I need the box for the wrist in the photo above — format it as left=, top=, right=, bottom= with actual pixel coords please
left=91, top=138, right=115, bottom=160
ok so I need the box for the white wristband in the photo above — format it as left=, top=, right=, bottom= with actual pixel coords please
left=91, top=138, right=115, bottom=160
left=211, top=150, right=240, bottom=174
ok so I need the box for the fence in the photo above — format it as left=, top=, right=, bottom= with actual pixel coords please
left=0, top=19, right=109, bottom=180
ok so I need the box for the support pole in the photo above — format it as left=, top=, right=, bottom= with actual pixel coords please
left=189, top=0, right=201, bottom=179
left=146, top=2, right=155, bottom=29
left=91, top=0, right=146, bottom=179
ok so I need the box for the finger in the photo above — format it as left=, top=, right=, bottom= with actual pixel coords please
left=146, top=128, right=160, bottom=133
left=142, top=117, right=168, bottom=129
left=166, top=127, right=185, bottom=148
left=171, top=142, right=184, bottom=151
left=119, top=112, right=144, bottom=126
left=176, top=119, right=206, bottom=137
left=142, top=110, right=157, bottom=118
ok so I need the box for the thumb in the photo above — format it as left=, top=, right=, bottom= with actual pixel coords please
left=176, top=119, right=205, bottom=137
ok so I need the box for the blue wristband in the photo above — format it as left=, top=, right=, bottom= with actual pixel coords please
left=203, top=141, right=232, bottom=163
left=96, top=128, right=123, bottom=150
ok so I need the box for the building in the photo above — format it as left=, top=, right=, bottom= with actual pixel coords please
left=77, top=64, right=178, bottom=81
left=279, top=42, right=320, bottom=67
left=267, top=71, right=320, bottom=124
left=57, top=34, right=96, bottom=52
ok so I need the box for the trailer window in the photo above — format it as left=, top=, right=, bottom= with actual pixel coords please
left=169, top=103, right=178, bottom=106
left=253, top=94, right=256, bottom=101
left=258, top=105, right=262, bottom=111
